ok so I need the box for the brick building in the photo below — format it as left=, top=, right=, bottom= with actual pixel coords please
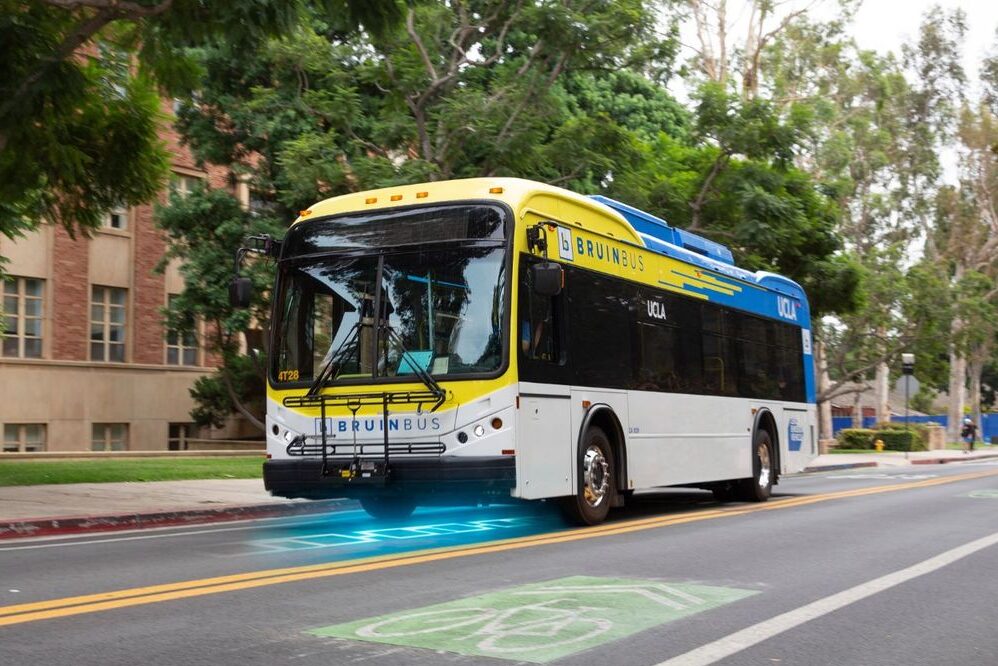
left=0, top=103, right=247, bottom=453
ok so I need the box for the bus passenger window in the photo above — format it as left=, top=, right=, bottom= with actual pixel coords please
left=521, top=288, right=558, bottom=362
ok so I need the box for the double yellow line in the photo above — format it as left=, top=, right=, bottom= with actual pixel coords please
left=1, top=468, right=996, bottom=627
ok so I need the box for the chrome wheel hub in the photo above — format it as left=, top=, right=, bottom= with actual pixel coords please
left=757, top=442, right=771, bottom=488
left=582, top=445, right=610, bottom=508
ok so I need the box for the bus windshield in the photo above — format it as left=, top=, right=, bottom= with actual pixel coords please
left=272, top=207, right=507, bottom=386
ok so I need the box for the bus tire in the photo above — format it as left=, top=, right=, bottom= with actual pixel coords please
left=736, top=429, right=774, bottom=502
left=360, top=495, right=417, bottom=520
left=560, top=426, right=615, bottom=526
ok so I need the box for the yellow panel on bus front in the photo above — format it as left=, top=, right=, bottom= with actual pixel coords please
left=267, top=375, right=515, bottom=418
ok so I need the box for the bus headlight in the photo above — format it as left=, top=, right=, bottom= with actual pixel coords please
left=473, top=424, right=486, bottom=438
left=283, top=430, right=295, bottom=443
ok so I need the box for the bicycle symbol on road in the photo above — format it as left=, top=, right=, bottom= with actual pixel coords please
left=310, top=576, right=758, bottom=663
left=358, top=598, right=612, bottom=654
left=353, top=582, right=706, bottom=656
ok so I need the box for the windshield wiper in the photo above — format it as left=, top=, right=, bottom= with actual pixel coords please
left=306, top=322, right=362, bottom=397
left=304, top=322, right=445, bottom=410
left=380, top=323, right=446, bottom=409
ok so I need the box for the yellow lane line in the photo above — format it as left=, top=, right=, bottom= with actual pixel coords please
left=1, top=468, right=995, bottom=627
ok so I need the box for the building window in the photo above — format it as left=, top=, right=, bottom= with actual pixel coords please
left=90, top=286, right=126, bottom=362
left=168, top=422, right=199, bottom=450
left=248, top=189, right=277, bottom=217
left=171, top=174, right=202, bottom=198
left=103, top=204, right=128, bottom=230
left=3, top=424, right=46, bottom=453
left=165, top=295, right=199, bottom=366
left=92, top=423, right=128, bottom=451
left=2, top=277, right=44, bottom=358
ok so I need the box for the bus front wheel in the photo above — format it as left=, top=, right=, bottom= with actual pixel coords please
left=736, top=429, right=774, bottom=502
left=560, top=426, right=615, bottom=526
left=360, top=495, right=417, bottom=520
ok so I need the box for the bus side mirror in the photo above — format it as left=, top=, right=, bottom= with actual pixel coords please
left=229, top=277, right=253, bottom=308
left=531, top=262, right=563, bottom=297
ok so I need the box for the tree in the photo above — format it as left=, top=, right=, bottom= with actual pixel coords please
left=165, top=0, right=859, bottom=430
left=935, top=105, right=998, bottom=438
left=679, top=0, right=857, bottom=100
left=155, top=187, right=283, bottom=430
left=164, top=0, right=681, bottom=429
left=177, top=1, right=675, bottom=207
left=0, top=0, right=402, bottom=244
left=749, top=7, right=968, bottom=434
left=955, top=272, right=998, bottom=430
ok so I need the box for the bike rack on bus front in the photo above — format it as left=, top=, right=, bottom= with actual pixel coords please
left=282, top=389, right=447, bottom=482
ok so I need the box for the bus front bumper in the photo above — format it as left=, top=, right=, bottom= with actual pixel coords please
left=263, top=456, right=517, bottom=500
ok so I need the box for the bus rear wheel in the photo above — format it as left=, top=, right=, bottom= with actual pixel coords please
left=560, top=427, right=615, bottom=526
left=736, top=429, right=774, bottom=502
left=360, top=495, right=417, bottom=520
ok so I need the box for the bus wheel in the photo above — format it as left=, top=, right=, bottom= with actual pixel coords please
left=736, top=429, right=774, bottom=502
left=560, top=427, right=615, bottom=526
left=360, top=495, right=416, bottom=520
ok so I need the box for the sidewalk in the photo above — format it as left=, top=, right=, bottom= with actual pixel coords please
left=804, top=448, right=998, bottom=472
left=0, top=479, right=350, bottom=539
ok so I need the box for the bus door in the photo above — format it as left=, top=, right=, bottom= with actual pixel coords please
left=515, top=260, right=573, bottom=499
left=516, top=384, right=573, bottom=499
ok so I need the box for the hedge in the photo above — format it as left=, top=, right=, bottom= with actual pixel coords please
left=873, top=422, right=930, bottom=449
left=835, top=426, right=929, bottom=452
left=837, top=429, right=876, bottom=449
left=876, top=429, right=927, bottom=452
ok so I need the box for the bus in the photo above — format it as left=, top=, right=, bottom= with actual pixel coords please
left=236, top=178, right=817, bottom=525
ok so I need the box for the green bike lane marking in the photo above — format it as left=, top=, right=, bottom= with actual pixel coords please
left=308, top=575, right=757, bottom=663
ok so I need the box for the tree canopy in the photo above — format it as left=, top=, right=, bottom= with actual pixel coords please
left=0, top=0, right=404, bottom=241
left=11, top=0, right=995, bottom=437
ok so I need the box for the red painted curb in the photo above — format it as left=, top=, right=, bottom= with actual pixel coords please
left=802, top=461, right=879, bottom=473
left=0, top=499, right=351, bottom=540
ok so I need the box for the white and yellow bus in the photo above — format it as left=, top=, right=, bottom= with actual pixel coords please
left=241, top=178, right=817, bottom=524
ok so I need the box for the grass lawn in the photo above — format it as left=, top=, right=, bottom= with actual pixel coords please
left=0, top=456, right=264, bottom=486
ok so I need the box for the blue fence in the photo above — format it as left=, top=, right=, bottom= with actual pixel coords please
left=832, top=414, right=998, bottom=441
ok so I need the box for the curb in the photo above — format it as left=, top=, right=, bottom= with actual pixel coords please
left=802, top=461, right=879, bottom=473
left=0, top=498, right=353, bottom=541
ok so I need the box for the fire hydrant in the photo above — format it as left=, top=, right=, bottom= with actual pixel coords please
left=874, top=439, right=885, bottom=452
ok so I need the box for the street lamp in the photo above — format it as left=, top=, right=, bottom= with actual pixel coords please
left=901, top=353, right=915, bottom=434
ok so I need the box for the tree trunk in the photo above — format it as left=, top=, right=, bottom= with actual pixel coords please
left=968, top=358, right=983, bottom=440
left=874, top=358, right=890, bottom=425
left=815, top=338, right=833, bottom=439
left=851, top=391, right=863, bottom=429
left=221, top=365, right=266, bottom=432
left=946, top=345, right=966, bottom=442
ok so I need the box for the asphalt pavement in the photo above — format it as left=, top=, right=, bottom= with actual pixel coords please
left=2, top=461, right=998, bottom=665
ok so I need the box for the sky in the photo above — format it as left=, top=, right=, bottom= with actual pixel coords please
left=846, top=0, right=997, bottom=82
left=672, top=1, right=998, bottom=185
left=849, top=0, right=998, bottom=183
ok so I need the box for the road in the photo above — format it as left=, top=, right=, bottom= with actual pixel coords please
left=2, top=461, right=998, bottom=665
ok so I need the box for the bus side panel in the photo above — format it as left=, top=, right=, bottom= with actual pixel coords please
left=626, top=392, right=751, bottom=488
left=514, top=382, right=573, bottom=499
left=780, top=404, right=818, bottom=473
left=569, top=388, right=629, bottom=491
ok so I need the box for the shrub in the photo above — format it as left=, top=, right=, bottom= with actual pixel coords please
left=876, top=429, right=926, bottom=452
left=874, top=422, right=929, bottom=449
left=837, top=429, right=876, bottom=449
